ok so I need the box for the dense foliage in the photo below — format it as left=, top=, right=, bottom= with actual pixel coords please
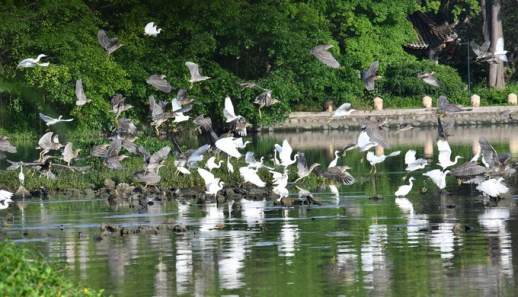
left=0, top=0, right=515, bottom=133
left=0, top=242, right=105, bottom=296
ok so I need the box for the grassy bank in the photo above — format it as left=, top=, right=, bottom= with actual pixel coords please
left=0, top=242, right=105, bottom=296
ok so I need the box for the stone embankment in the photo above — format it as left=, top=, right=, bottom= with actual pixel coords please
left=262, top=106, right=518, bottom=131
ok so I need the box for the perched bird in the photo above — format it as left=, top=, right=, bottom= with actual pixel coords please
left=223, top=96, right=243, bottom=123
left=254, top=89, right=279, bottom=118
left=146, top=74, right=172, bottom=93
left=97, top=29, right=123, bottom=54
left=294, top=152, right=320, bottom=183
left=185, top=62, right=210, bottom=83
left=437, top=139, right=462, bottom=169
left=423, top=169, right=450, bottom=190
left=215, top=137, right=242, bottom=159
left=328, top=150, right=340, bottom=168
left=395, top=177, right=415, bottom=197
left=450, top=155, right=487, bottom=183
left=174, top=159, right=191, bottom=175
left=330, top=103, right=355, bottom=119
left=111, top=94, right=133, bottom=118
left=239, top=167, right=266, bottom=187
left=417, top=72, right=439, bottom=87
left=0, top=190, right=14, bottom=210
left=274, top=139, right=299, bottom=167
left=226, top=157, right=234, bottom=174
left=39, top=113, right=73, bottom=126
left=366, top=150, right=400, bottom=173
left=37, top=132, right=63, bottom=158
left=75, top=79, right=91, bottom=106
left=362, top=61, right=380, bottom=91
left=404, top=150, right=428, bottom=172
left=144, top=22, right=162, bottom=36
left=471, top=40, right=491, bottom=62
left=205, top=156, right=223, bottom=171
left=18, top=163, right=25, bottom=186
left=134, top=169, right=163, bottom=187
left=476, top=178, right=509, bottom=198
left=438, top=96, right=464, bottom=113
left=311, top=44, right=340, bottom=69
left=395, top=123, right=414, bottom=134
left=197, top=168, right=224, bottom=196
left=62, top=142, right=80, bottom=166
left=479, top=137, right=501, bottom=169
left=17, top=54, right=49, bottom=68
left=245, top=152, right=266, bottom=170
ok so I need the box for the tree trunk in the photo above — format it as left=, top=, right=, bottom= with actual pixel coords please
left=488, top=0, right=506, bottom=89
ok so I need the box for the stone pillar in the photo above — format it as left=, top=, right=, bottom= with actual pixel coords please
left=375, top=145, right=384, bottom=156
left=470, top=94, right=480, bottom=108
left=508, top=93, right=517, bottom=105
left=422, top=96, right=433, bottom=109
left=373, top=97, right=383, bottom=111
left=424, top=136, right=434, bottom=158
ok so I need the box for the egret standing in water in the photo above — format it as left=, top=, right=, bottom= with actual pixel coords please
left=395, top=177, right=415, bottom=197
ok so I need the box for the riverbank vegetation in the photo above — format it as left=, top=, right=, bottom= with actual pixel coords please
left=1, top=0, right=517, bottom=133
left=0, top=242, right=105, bottom=296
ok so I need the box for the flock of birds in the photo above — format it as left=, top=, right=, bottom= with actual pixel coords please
left=1, top=22, right=514, bottom=211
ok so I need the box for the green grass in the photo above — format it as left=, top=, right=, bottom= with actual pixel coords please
left=0, top=242, right=105, bottom=297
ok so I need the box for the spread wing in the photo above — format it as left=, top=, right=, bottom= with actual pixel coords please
left=335, top=103, right=351, bottom=113
left=479, top=138, right=499, bottom=168
left=150, top=146, right=171, bottom=164
left=146, top=74, right=172, bottom=93
left=197, top=168, right=215, bottom=185
left=97, top=30, right=112, bottom=50
left=39, top=113, right=55, bottom=124
left=75, top=79, right=89, bottom=105
left=223, top=96, right=237, bottom=122
left=404, top=150, right=417, bottom=165
left=311, top=44, right=340, bottom=68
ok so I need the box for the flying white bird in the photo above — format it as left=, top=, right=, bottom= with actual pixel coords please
left=75, top=79, right=91, bottom=106
left=366, top=150, right=400, bottom=173
left=223, top=96, right=242, bottom=123
left=239, top=167, right=266, bottom=187
left=205, top=156, right=223, bottom=171
left=0, top=190, right=14, bottom=210
left=173, top=113, right=190, bottom=123
left=270, top=170, right=289, bottom=200
left=395, top=177, right=415, bottom=197
left=215, top=137, right=242, bottom=159
left=144, top=22, right=162, bottom=36
left=197, top=168, right=224, bottom=196
left=423, top=169, right=450, bottom=190
left=476, top=177, right=509, bottom=198
left=331, top=103, right=355, bottom=118
left=39, top=113, right=73, bottom=126
left=494, top=37, right=508, bottom=62
left=274, top=139, right=299, bottom=167
left=17, top=54, right=49, bottom=68
left=185, top=62, right=210, bottom=83
left=437, top=139, right=462, bottom=169
left=174, top=159, right=191, bottom=175
left=328, top=150, right=340, bottom=168
left=404, top=150, right=428, bottom=172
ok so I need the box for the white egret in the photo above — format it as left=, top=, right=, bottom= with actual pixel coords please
left=215, top=137, right=242, bottom=159
left=0, top=190, right=13, bottom=210
left=494, top=37, right=508, bottom=62
left=39, top=113, right=73, bottom=126
left=144, top=22, right=162, bottom=36
left=366, top=150, right=400, bottom=173
left=331, top=103, right=355, bottom=118
left=18, top=163, right=25, bottom=186
left=271, top=170, right=289, bottom=200
left=274, top=139, right=299, bottom=167
left=223, top=96, right=242, bottom=123
left=437, top=139, right=462, bottom=169
left=395, top=177, right=415, bottom=197
left=205, top=156, right=223, bottom=171
left=226, top=157, right=234, bottom=174
left=17, top=54, right=49, bottom=68
left=328, top=150, right=340, bottom=168
left=423, top=169, right=450, bottom=190
left=239, top=167, right=266, bottom=187
left=197, top=168, right=224, bottom=196
left=75, top=79, right=91, bottom=106
left=476, top=178, right=509, bottom=198
left=404, top=150, right=428, bottom=172
left=185, top=62, right=210, bottom=83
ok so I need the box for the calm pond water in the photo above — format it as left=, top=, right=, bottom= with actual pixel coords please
left=2, top=126, right=518, bottom=297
